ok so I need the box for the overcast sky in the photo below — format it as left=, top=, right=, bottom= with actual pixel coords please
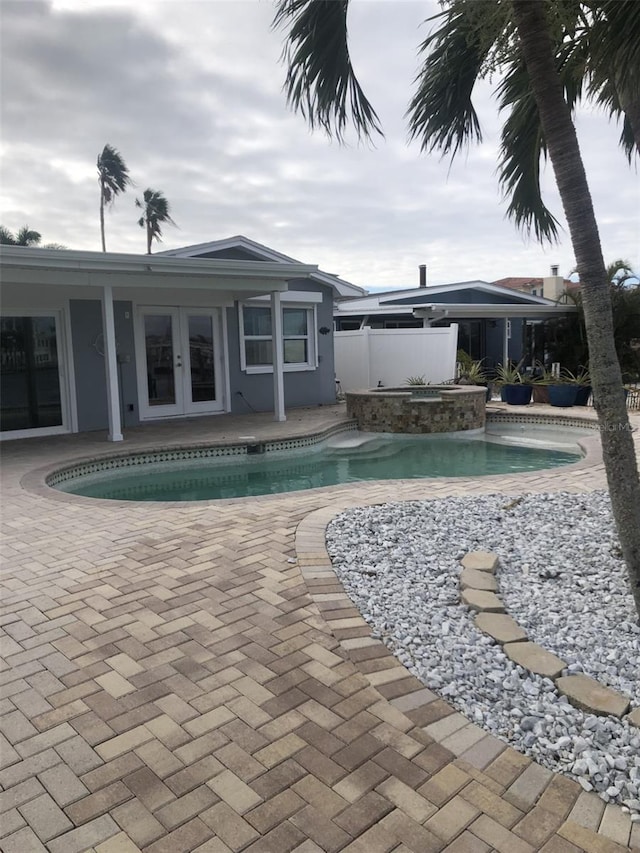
left=1, top=0, right=638, bottom=289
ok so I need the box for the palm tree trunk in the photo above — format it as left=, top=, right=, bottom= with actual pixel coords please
left=100, top=181, right=106, bottom=252
left=511, top=0, right=640, bottom=616
left=146, top=219, right=152, bottom=254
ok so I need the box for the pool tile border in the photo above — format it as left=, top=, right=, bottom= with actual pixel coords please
left=24, top=412, right=602, bottom=509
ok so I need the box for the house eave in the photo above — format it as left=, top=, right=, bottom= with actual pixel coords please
left=0, top=246, right=317, bottom=292
left=413, top=303, right=576, bottom=320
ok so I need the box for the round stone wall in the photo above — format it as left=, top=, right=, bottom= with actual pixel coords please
left=345, top=385, right=487, bottom=433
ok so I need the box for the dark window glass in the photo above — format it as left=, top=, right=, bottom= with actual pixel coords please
left=145, top=315, right=175, bottom=406
left=284, top=340, right=308, bottom=363
left=243, top=307, right=271, bottom=337
left=245, top=340, right=273, bottom=366
left=0, top=316, right=62, bottom=431
left=188, top=315, right=215, bottom=402
left=283, top=308, right=307, bottom=336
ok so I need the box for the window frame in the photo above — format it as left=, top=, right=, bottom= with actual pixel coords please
left=239, top=301, right=319, bottom=374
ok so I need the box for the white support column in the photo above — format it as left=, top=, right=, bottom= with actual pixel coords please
left=271, top=290, right=286, bottom=422
left=101, top=285, right=123, bottom=441
left=502, top=317, right=510, bottom=367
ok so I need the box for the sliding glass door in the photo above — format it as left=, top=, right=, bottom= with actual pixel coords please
left=1, top=314, right=66, bottom=435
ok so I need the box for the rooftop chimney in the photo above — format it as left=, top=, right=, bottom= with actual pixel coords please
left=419, top=264, right=427, bottom=288
left=543, top=264, right=564, bottom=301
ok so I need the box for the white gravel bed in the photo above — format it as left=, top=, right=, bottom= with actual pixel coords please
left=326, top=491, right=640, bottom=815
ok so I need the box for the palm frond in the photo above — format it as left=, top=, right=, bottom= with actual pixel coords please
left=586, top=0, right=640, bottom=103
left=407, top=1, right=509, bottom=157
left=497, top=60, right=560, bottom=243
left=0, top=226, right=17, bottom=245
left=496, top=26, right=590, bottom=244
left=16, top=226, right=42, bottom=246
left=273, top=0, right=381, bottom=141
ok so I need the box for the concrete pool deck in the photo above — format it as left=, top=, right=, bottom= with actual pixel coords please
left=1, top=403, right=639, bottom=852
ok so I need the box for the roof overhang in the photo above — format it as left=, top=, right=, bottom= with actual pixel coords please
left=414, top=303, right=576, bottom=320
left=336, top=305, right=412, bottom=317
left=0, top=246, right=317, bottom=295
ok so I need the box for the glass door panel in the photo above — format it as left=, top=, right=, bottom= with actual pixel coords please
left=1, top=316, right=63, bottom=432
left=144, top=314, right=177, bottom=407
left=187, top=315, right=216, bottom=403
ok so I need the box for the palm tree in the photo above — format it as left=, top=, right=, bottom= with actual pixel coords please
left=509, top=0, right=640, bottom=612
left=273, top=0, right=640, bottom=614
left=135, top=189, right=176, bottom=254
left=0, top=225, right=42, bottom=246
left=97, top=144, right=131, bottom=252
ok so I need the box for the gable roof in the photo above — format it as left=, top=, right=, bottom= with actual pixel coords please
left=335, top=280, right=557, bottom=315
left=159, top=235, right=366, bottom=299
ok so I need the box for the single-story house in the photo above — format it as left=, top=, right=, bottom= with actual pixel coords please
left=334, top=266, right=576, bottom=369
left=0, top=236, right=364, bottom=442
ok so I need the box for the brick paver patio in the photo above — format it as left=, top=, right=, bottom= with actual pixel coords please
left=1, top=404, right=639, bottom=852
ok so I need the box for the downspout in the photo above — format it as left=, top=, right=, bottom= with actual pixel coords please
left=101, top=284, right=123, bottom=441
left=503, top=317, right=510, bottom=367
left=271, top=290, right=286, bottom=422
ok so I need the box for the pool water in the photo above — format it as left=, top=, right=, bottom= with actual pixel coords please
left=58, top=433, right=581, bottom=502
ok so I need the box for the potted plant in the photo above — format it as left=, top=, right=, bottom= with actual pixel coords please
left=531, top=363, right=553, bottom=404
left=570, top=367, right=591, bottom=406
left=544, top=367, right=591, bottom=408
left=497, top=364, right=532, bottom=406
left=457, top=359, right=491, bottom=402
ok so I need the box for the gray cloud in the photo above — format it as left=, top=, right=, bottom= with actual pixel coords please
left=1, top=0, right=637, bottom=285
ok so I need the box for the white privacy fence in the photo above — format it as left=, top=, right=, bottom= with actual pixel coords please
left=334, top=325, right=459, bottom=391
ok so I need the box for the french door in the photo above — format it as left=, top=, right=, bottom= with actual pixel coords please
left=136, top=307, right=224, bottom=419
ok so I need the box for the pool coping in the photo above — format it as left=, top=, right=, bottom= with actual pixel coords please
left=20, top=412, right=604, bottom=509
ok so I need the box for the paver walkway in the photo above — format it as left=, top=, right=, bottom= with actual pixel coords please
left=1, top=404, right=639, bottom=853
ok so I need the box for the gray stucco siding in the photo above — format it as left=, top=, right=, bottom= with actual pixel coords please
left=70, top=299, right=139, bottom=432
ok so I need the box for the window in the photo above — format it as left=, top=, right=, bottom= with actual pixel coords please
left=1, top=315, right=64, bottom=432
left=240, top=303, right=317, bottom=373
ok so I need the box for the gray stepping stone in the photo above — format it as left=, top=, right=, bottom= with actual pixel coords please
left=626, top=707, right=640, bottom=728
left=475, top=612, right=527, bottom=644
left=460, top=551, right=499, bottom=573
left=460, top=589, right=504, bottom=613
left=460, top=568, right=498, bottom=592
left=504, top=641, right=566, bottom=679
left=556, top=674, right=630, bottom=718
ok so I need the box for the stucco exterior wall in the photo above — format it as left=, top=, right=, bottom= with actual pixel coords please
left=70, top=300, right=139, bottom=432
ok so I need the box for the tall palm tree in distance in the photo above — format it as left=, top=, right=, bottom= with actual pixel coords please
left=97, top=144, right=131, bottom=252
left=136, top=189, right=176, bottom=254
left=273, top=0, right=640, bottom=614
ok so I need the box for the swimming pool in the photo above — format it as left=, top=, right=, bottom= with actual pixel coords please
left=53, top=429, right=585, bottom=502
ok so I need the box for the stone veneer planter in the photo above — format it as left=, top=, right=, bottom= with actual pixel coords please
left=345, top=385, right=486, bottom=433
